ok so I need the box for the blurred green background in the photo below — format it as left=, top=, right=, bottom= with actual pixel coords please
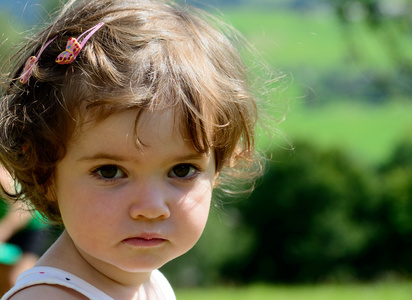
left=2, top=0, right=412, bottom=298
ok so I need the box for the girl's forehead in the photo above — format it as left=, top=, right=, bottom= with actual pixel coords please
left=73, top=108, right=190, bottom=146
left=135, top=109, right=184, bottom=143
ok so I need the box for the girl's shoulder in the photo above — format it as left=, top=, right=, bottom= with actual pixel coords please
left=7, top=284, right=89, bottom=300
left=2, top=267, right=113, bottom=300
left=150, top=270, right=176, bottom=300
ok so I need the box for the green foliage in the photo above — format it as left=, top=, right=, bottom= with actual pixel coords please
left=221, top=141, right=380, bottom=283
left=358, top=136, right=412, bottom=278
left=382, top=136, right=412, bottom=170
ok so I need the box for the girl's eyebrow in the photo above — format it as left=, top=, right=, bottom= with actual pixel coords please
left=77, top=153, right=129, bottom=162
left=170, top=153, right=210, bottom=163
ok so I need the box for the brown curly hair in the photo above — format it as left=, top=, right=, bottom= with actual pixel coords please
left=0, top=0, right=266, bottom=224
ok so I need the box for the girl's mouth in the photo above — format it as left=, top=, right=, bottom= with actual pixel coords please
left=122, top=235, right=167, bottom=248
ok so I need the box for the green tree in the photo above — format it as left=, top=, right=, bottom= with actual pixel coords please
left=329, top=0, right=412, bottom=99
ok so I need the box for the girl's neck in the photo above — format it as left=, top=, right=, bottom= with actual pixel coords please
left=36, top=230, right=153, bottom=299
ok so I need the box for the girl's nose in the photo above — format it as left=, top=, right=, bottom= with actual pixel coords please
left=129, top=182, right=171, bottom=220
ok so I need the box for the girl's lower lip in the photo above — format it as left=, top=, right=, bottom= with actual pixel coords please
left=122, top=237, right=166, bottom=247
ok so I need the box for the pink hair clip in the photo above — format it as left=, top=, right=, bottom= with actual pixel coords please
left=19, top=36, right=58, bottom=84
left=56, top=22, right=104, bottom=65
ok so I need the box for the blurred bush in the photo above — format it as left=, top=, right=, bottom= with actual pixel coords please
left=364, top=136, right=412, bottom=279
left=221, top=141, right=381, bottom=283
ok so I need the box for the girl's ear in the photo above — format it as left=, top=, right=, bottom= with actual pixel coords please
left=0, top=165, right=16, bottom=194
left=213, top=172, right=219, bottom=188
left=44, top=179, right=57, bottom=202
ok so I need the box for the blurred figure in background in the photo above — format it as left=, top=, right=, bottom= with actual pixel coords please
left=0, top=166, right=60, bottom=296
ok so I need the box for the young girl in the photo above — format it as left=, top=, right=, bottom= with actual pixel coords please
left=0, top=0, right=264, bottom=298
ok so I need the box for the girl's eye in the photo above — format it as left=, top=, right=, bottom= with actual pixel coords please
left=93, top=165, right=125, bottom=180
left=169, top=164, right=198, bottom=179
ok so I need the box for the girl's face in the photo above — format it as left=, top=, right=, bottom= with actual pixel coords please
left=54, top=109, right=216, bottom=276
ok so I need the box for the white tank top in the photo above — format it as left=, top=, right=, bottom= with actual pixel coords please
left=1, top=266, right=176, bottom=300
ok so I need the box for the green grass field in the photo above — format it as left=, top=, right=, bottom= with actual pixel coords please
left=278, top=100, right=412, bottom=165
left=224, top=9, right=347, bottom=69
left=176, top=282, right=412, bottom=300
